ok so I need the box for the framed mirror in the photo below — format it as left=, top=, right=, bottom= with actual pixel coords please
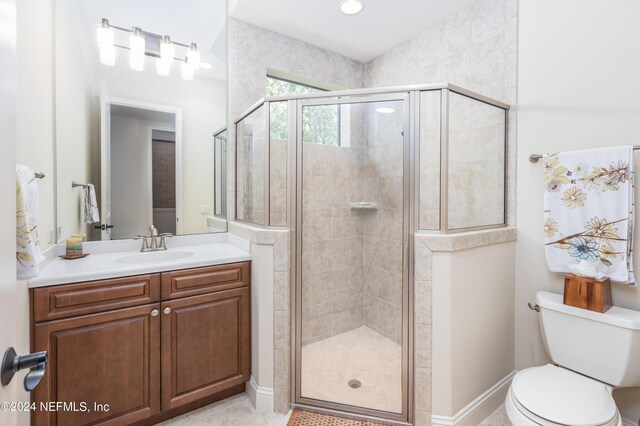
left=54, top=0, right=227, bottom=241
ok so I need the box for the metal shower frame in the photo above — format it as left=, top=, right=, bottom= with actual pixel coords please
left=234, top=83, right=510, bottom=424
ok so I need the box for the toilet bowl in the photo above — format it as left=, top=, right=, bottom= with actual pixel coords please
left=505, top=292, right=640, bottom=426
left=505, top=364, right=621, bottom=426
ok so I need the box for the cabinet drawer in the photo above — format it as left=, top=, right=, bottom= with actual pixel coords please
left=32, top=274, right=160, bottom=322
left=161, top=262, right=250, bottom=300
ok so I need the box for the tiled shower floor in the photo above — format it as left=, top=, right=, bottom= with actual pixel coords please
left=301, top=326, right=402, bottom=414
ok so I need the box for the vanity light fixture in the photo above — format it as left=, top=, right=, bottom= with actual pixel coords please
left=340, top=0, right=364, bottom=15
left=376, top=107, right=395, bottom=114
left=96, top=18, right=203, bottom=80
left=129, top=27, right=145, bottom=71
left=186, top=43, right=201, bottom=69
left=160, top=36, right=174, bottom=64
left=97, top=18, right=115, bottom=66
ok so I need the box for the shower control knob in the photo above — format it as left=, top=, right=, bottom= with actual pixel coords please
left=163, top=307, right=171, bottom=315
left=151, top=309, right=159, bottom=317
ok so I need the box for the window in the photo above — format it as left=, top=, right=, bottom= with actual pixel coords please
left=266, top=76, right=341, bottom=146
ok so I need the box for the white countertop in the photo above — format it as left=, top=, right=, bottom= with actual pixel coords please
left=29, top=233, right=251, bottom=288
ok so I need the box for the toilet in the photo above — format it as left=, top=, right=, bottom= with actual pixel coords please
left=506, top=291, right=640, bottom=426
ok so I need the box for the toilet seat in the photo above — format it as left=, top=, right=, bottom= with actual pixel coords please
left=506, top=364, right=620, bottom=426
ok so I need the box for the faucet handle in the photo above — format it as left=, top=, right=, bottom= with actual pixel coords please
left=135, top=235, right=149, bottom=251
left=159, top=233, right=173, bottom=250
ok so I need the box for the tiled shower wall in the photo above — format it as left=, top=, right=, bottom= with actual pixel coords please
left=364, top=0, right=518, bottom=228
left=301, top=107, right=366, bottom=345
left=363, top=104, right=405, bottom=344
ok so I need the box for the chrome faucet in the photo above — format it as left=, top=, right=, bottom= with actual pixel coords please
left=135, top=225, right=173, bottom=252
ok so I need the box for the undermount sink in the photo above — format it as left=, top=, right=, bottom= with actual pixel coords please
left=114, top=250, right=194, bottom=264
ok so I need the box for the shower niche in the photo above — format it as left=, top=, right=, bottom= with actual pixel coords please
left=235, top=84, right=509, bottom=422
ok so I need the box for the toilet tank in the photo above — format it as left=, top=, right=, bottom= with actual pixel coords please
left=537, top=291, right=640, bottom=387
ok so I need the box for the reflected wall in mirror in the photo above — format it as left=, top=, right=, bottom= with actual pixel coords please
left=55, top=0, right=227, bottom=241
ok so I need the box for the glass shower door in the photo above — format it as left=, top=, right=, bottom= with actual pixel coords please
left=296, top=95, right=409, bottom=419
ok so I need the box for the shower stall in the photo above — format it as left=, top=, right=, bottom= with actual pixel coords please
left=235, top=84, right=509, bottom=422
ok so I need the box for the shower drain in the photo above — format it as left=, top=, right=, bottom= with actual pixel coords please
left=347, top=379, right=362, bottom=389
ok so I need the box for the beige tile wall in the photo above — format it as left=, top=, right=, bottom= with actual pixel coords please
left=301, top=104, right=366, bottom=345
left=363, top=103, right=405, bottom=344
left=448, top=93, right=506, bottom=229
left=364, top=0, right=518, bottom=229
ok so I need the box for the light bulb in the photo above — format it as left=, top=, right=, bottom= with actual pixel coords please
left=129, top=28, right=145, bottom=71
left=156, top=59, right=170, bottom=76
left=130, top=28, right=145, bottom=56
left=160, top=36, right=174, bottom=64
left=96, top=19, right=113, bottom=48
left=181, top=61, right=194, bottom=81
left=186, top=43, right=200, bottom=69
left=376, top=107, right=395, bottom=114
left=100, top=46, right=116, bottom=66
left=340, top=0, right=364, bottom=15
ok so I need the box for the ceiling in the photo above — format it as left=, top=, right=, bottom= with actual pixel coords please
left=230, top=0, right=479, bottom=63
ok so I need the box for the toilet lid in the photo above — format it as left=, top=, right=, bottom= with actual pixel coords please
left=512, top=364, right=617, bottom=426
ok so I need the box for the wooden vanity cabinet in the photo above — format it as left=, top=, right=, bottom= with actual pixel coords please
left=31, top=262, right=251, bottom=426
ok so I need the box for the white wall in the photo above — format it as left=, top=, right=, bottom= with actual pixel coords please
left=110, top=113, right=175, bottom=239
left=432, top=241, right=515, bottom=418
left=16, top=0, right=55, bottom=249
left=516, top=0, right=640, bottom=421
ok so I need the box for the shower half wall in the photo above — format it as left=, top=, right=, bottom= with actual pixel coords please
left=234, top=83, right=509, bottom=424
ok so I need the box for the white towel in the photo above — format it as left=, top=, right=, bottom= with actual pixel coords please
left=84, top=184, right=100, bottom=224
left=16, top=165, right=45, bottom=280
left=543, top=146, right=635, bottom=285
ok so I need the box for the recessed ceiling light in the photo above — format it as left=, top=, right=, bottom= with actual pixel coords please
left=376, top=107, right=395, bottom=114
left=199, top=62, right=213, bottom=69
left=340, top=0, right=364, bottom=15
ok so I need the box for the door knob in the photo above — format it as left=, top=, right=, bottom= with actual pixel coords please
left=1, top=347, right=47, bottom=392
left=163, top=307, right=171, bottom=315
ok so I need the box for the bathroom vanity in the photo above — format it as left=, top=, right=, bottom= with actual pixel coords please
left=28, top=236, right=251, bottom=426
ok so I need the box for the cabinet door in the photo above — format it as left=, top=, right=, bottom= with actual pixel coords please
left=32, top=304, right=161, bottom=426
left=161, top=287, right=250, bottom=410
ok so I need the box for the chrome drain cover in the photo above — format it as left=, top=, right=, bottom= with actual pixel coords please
left=348, top=379, right=361, bottom=389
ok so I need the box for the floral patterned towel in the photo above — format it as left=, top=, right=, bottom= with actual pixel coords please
left=544, top=146, right=635, bottom=285
left=16, top=165, right=44, bottom=280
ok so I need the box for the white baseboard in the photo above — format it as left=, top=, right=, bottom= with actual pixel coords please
left=432, top=371, right=516, bottom=426
left=622, top=417, right=637, bottom=426
left=247, top=376, right=274, bottom=413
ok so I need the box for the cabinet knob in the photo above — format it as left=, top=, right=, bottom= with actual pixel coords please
left=151, top=309, right=159, bottom=317
left=163, top=307, right=171, bottom=315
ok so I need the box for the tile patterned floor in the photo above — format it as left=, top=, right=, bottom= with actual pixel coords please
left=301, top=327, right=402, bottom=414
left=479, top=405, right=511, bottom=426
left=160, top=394, right=510, bottom=425
left=156, top=394, right=291, bottom=426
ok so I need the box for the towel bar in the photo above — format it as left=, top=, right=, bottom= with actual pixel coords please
left=530, top=145, right=640, bottom=163
left=71, top=181, right=89, bottom=188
